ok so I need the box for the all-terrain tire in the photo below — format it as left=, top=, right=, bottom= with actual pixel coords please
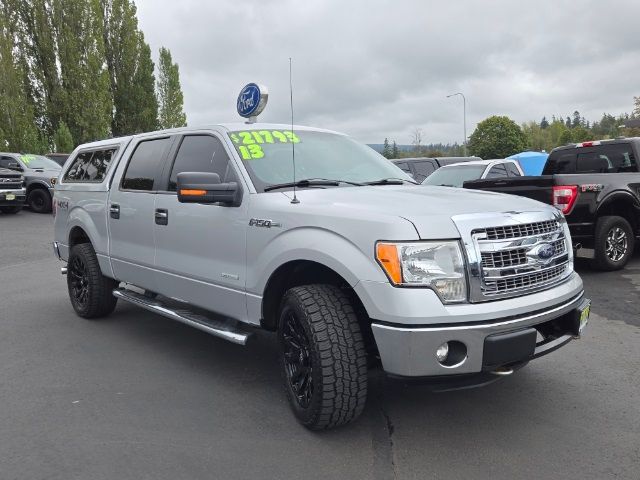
left=0, top=206, right=21, bottom=214
left=278, top=284, right=368, bottom=430
left=28, top=188, right=52, bottom=213
left=67, top=243, right=118, bottom=318
left=592, top=215, right=635, bottom=271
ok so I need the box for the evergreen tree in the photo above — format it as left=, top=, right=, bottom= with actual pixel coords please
left=157, top=47, right=187, bottom=129
left=0, top=8, right=43, bottom=152
left=381, top=138, right=391, bottom=158
left=391, top=141, right=399, bottom=159
left=540, top=116, right=549, bottom=129
left=102, top=0, right=158, bottom=135
left=53, top=121, right=74, bottom=152
left=565, top=116, right=572, bottom=128
left=572, top=111, right=581, bottom=128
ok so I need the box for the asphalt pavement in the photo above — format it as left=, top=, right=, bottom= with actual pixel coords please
left=1, top=210, right=639, bottom=479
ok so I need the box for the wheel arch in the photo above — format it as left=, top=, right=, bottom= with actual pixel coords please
left=596, top=192, right=640, bottom=234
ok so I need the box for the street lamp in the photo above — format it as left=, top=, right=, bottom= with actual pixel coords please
left=447, top=92, right=467, bottom=156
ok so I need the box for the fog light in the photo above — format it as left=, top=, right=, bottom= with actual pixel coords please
left=436, top=342, right=449, bottom=362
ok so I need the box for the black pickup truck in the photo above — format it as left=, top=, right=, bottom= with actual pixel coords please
left=464, top=138, right=640, bottom=270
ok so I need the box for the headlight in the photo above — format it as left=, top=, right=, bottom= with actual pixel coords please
left=376, top=241, right=467, bottom=303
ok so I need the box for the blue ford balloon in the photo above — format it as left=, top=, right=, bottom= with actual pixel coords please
left=237, top=83, right=268, bottom=119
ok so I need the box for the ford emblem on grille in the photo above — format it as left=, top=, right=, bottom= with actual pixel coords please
left=536, top=243, right=555, bottom=261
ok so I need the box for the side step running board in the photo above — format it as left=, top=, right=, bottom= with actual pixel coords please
left=113, top=288, right=252, bottom=345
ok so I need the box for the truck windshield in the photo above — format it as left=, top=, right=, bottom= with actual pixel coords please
left=422, top=164, right=486, bottom=187
left=19, top=154, right=62, bottom=170
left=227, top=129, right=411, bottom=192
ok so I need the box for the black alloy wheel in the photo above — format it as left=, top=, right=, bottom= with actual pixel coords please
left=282, top=311, right=314, bottom=409
left=69, top=255, right=90, bottom=309
left=605, top=226, right=628, bottom=262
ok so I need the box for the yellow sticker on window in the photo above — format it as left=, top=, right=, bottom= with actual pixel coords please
left=229, top=130, right=300, bottom=146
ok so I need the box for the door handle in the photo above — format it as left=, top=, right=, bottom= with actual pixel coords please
left=109, top=204, right=120, bottom=219
left=155, top=208, right=168, bottom=226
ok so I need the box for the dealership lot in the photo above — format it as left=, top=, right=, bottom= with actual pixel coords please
left=1, top=211, right=639, bottom=480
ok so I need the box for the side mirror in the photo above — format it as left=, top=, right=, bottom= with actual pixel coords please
left=176, top=172, right=241, bottom=206
left=7, top=161, right=22, bottom=171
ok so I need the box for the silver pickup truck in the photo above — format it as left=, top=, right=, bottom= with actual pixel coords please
left=53, top=124, right=590, bottom=429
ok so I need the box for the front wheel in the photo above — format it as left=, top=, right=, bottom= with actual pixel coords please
left=27, top=188, right=52, bottom=213
left=278, top=284, right=368, bottom=430
left=592, top=216, right=635, bottom=271
left=67, top=243, right=118, bottom=318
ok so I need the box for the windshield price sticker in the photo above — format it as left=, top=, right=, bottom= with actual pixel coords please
left=21, top=154, right=35, bottom=165
left=229, top=130, right=300, bottom=160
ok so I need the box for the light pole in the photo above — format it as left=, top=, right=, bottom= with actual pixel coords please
left=447, top=92, right=467, bottom=156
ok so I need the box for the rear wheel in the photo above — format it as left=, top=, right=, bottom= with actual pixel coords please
left=67, top=243, right=118, bottom=318
left=0, top=206, right=21, bottom=214
left=592, top=215, right=635, bottom=271
left=28, top=188, right=52, bottom=213
left=278, top=284, right=368, bottom=430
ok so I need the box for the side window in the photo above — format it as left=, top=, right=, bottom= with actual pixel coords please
left=168, top=135, right=235, bottom=191
left=544, top=152, right=576, bottom=174
left=413, top=160, right=436, bottom=182
left=64, top=149, right=116, bottom=182
left=122, top=138, right=171, bottom=191
left=394, top=162, right=412, bottom=175
left=0, top=157, right=14, bottom=169
left=597, top=144, right=637, bottom=172
left=486, top=164, right=508, bottom=178
left=506, top=162, right=522, bottom=177
left=576, top=152, right=610, bottom=173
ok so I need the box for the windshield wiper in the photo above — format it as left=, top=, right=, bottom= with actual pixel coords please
left=364, top=177, right=418, bottom=186
left=264, top=178, right=364, bottom=192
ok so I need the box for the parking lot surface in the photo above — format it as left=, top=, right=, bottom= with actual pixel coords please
left=1, top=211, right=639, bottom=479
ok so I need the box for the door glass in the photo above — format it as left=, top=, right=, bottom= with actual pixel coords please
left=413, top=161, right=436, bottom=182
left=543, top=152, right=576, bottom=174
left=64, top=149, right=116, bottom=182
left=122, top=138, right=171, bottom=191
left=486, top=164, right=508, bottom=178
left=506, top=162, right=522, bottom=176
left=168, top=135, right=235, bottom=191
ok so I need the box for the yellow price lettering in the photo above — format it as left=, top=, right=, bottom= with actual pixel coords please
left=284, top=131, right=300, bottom=143
left=239, top=132, right=255, bottom=144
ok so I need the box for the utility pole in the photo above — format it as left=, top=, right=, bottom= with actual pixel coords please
left=447, top=92, right=467, bottom=156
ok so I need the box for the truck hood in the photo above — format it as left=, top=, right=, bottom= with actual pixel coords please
left=286, top=185, right=555, bottom=238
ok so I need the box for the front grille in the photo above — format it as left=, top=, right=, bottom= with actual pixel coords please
left=484, top=264, right=568, bottom=294
left=481, top=238, right=566, bottom=269
left=477, top=220, right=559, bottom=240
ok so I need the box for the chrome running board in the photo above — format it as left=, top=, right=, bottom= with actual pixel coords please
left=113, top=288, right=252, bottom=345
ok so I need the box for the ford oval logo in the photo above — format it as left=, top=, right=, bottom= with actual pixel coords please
left=537, top=243, right=555, bottom=260
left=237, top=83, right=268, bottom=118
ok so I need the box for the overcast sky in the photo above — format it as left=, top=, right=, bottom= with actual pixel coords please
left=135, top=0, right=640, bottom=145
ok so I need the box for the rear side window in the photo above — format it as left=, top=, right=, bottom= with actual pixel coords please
left=64, top=148, right=117, bottom=182
left=506, top=162, right=522, bottom=176
left=413, top=160, right=436, bottom=182
left=543, top=152, right=576, bottom=174
left=394, top=162, right=412, bottom=175
left=576, top=144, right=637, bottom=173
left=167, top=135, right=235, bottom=191
left=122, top=138, right=171, bottom=191
left=486, top=164, right=508, bottom=178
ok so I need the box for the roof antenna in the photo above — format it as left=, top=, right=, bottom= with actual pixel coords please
left=289, top=57, right=300, bottom=204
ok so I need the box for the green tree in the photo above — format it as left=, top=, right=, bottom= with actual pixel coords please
left=540, top=116, right=549, bottom=129
left=381, top=138, right=391, bottom=158
left=391, top=141, right=399, bottom=159
left=53, top=121, right=74, bottom=152
left=102, top=0, right=158, bottom=135
left=468, top=115, right=527, bottom=159
left=157, top=46, right=187, bottom=129
left=0, top=8, right=43, bottom=152
left=559, top=129, right=573, bottom=145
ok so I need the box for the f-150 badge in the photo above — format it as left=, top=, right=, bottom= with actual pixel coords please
left=249, top=218, right=281, bottom=228
left=580, top=184, right=603, bottom=192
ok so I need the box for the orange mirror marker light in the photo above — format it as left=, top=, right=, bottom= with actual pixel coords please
left=180, top=189, right=207, bottom=196
left=376, top=243, right=402, bottom=284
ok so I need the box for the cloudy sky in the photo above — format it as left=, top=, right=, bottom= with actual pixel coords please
left=135, top=0, right=640, bottom=145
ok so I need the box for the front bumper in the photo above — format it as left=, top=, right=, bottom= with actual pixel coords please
left=0, top=188, right=26, bottom=206
left=371, top=292, right=589, bottom=377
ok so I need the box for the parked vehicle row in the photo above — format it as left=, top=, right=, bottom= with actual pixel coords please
left=52, top=109, right=589, bottom=429
left=464, top=138, right=640, bottom=270
left=392, top=156, right=481, bottom=182
left=422, top=159, right=523, bottom=187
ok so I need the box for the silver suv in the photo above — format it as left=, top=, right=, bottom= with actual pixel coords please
left=53, top=124, right=590, bottom=429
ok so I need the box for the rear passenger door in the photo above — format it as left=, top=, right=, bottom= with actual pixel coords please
left=152, top=132, right=249, bottom=321
left=108, top=136, right=174, bottom=292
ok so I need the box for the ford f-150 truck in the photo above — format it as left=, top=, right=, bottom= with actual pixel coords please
left=464, top=138, right=640, bottom=270
left=52, top=123, right=590, bottom=429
